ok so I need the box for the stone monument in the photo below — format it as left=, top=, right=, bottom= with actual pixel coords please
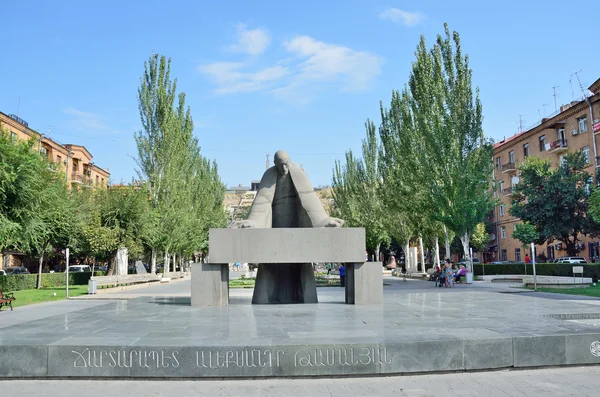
left=230, top=149, right=344, bottom=304
left=115, top=247, right=128, bottom=275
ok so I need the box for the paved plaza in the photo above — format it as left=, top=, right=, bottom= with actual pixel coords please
left=1, top=276, right=600, bottom=379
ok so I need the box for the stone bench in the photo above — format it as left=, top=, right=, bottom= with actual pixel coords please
left=191, top=227, right=383, bottom=307
left=90, top=274, right=162, bottom=288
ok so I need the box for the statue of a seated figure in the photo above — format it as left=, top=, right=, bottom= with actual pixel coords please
left=231, top=150, right=344, bottom=304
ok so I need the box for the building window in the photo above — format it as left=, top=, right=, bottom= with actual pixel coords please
left=500, top=226, right=506, bottom=239
left=495, top=157, right=501, bottom=169
left=96, top=175, right=99, bottom=184
left=101, top=178, right=105, bottom=185
left=514, top=223, right=517, bottom=232
left=56, top=155, right=62, bottom=164
left=498, top=180, right=504, bottom=193
left=10, top=131, right=17, bottom=141
left=523, top=143, right=529, bottom=158
left=582, top=146, right=590, bottom=163
left=579, top=115, right=588, bottom=133
left=501, top=249, right=507, bottom=262
left=499, top=205, right=505, bottom=216
left=539, top=135, right=546, bottom=151
left=40, top=147, right=48, bottom=157
left=508, top=151, right=515, bottom=164
left=515, top=248, right=521, bottom=262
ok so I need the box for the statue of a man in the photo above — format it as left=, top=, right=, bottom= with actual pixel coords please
left=231, top=150, right=343, bottom=303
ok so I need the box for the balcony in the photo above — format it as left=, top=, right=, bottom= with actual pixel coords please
left=501, top=162, right=517, bottom=174
left=71, top=172, right=83, bottom=184
left=548, top=139, right=568, bottom=154
left=503, top=186, right=513, bottom=196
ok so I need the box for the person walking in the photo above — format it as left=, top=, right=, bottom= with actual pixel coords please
left=339, top=264, right=346, bottom=287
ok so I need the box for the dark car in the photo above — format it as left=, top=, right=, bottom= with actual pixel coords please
left=4, top=266, right=30, bottom=275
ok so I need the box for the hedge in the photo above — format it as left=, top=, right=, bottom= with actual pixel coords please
left=474, top=263, right=600, bottom=282
left=0, top=271, right=105, bottom=292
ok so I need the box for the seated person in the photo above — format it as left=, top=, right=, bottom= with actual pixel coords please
left=454, top=265, right=467, bottom=282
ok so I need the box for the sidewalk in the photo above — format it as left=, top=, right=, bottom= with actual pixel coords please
left=1, top=366, right=599, bottom=396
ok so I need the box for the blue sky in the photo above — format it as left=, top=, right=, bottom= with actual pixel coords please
left=1, top=0, right=599, bottom=188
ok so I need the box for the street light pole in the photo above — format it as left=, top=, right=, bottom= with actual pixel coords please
left=531, top=243, right=537, bottom=291
left=65, top=248, right=70, bottom=298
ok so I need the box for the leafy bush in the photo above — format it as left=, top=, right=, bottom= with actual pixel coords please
left=0, top=271, right=103, bottom=292
left=474, top=263, right=600, bottom=282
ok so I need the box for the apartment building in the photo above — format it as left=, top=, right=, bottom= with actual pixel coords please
left=488, top=78, right=600, bottom=263
left=0, top=111, right=110, bottom=188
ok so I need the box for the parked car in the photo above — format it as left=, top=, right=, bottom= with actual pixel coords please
left=4, top=266, right=30, bottom=275
left=457, top=258, right=481, bottom=265
left=68, top=265, right=92, bottom=272
left=554, top=257, right=587, bottom=264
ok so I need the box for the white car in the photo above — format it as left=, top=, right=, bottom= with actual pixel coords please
left=68, top=265, right=92, bottom=272
left=554, top=257, right=587, bottom=264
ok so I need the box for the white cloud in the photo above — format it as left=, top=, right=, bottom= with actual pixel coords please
left=228, top=24, right=271, bottom=55
left=63, top=107, right=120, bottom=134
left=283, top=36, right=383, bottom=92
left=378, top=8, right=424, bottom=27
left=200, top=31, right=383, bottom=102
left=198, top=62, right=289, bottom=94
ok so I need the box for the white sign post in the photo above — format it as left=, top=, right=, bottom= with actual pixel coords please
left=65, top=248, right=70, bottom=298
left=531, top=243, right=537, bottom=291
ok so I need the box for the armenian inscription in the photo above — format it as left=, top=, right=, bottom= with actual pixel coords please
left=70, top=346, right=392, bottom=373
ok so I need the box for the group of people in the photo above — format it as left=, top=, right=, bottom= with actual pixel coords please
left=431, top=259, right=467, bottom=288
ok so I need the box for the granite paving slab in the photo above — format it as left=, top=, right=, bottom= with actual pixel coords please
left=1, top=278, right=600, bottom=378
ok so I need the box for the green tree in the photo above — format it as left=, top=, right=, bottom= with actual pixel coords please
left=376, top=24, right=494, bottom=270
left=332, top=120, right=390, bottom=259
left=80, top=186, right=151, bottom=271
left=135, top=53, right=226, bottom=271
left=470, top=222, right=489, bottom=252
left=511, top=151, right=599, bottom=256
left=513, top=222, right=540, bottom=249
left=0, top=128, right=76, bottom=288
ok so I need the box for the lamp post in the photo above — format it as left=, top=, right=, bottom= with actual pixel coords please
left=65, top=248, right=70, bottom=298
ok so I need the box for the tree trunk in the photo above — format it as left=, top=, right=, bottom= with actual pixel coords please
left=37, top=251, right=45, bottom=289
left=164, top=251, right=170, bottom=274
left=403, top=240, right=410, bottom=272
left=107, top=254, right=116, bottom=276
left=434, top=237, right=440, bottom=267
left=418, top=235, right=425, bottom=272
left=459, top=231, right=472, bottom=272
left=444, top=225, right=451, bottom=261
left=566, top=237, right=577, bottom=256
left=151, top=248, right=157, bottom=274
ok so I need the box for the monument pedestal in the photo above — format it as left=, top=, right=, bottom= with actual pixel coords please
left=346, top=262, right=384, bottom=305
left=191, top=262, right=229, bottom=307
left=191, top=228, right=383, bottom=306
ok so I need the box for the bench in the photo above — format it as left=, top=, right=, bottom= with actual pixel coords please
left=192, top=227, right=383, bottom=306
left=0, top=289, right=15, bottom=311
left=90, top=274, right=162, bottom=288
